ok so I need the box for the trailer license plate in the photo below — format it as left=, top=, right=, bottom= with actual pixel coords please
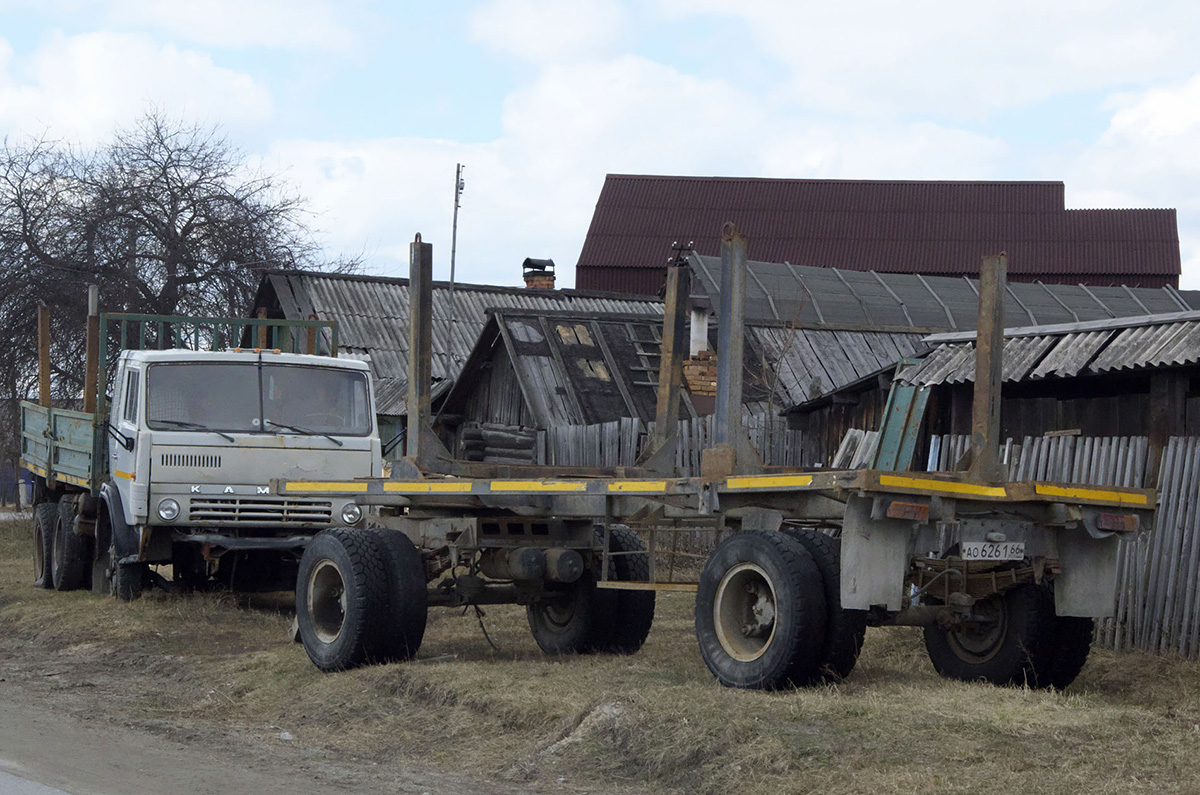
left=961, top=541, right=1025, bottom=561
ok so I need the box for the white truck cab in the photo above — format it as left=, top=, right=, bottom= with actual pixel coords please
left=109, top=348, right=380, bottom=535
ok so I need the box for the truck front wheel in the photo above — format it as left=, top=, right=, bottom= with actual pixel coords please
left=32, top=503, right=56, bottom=589
left=111, top=545, right=146, bottom=602
left=695, top=530, right=827, bottom=690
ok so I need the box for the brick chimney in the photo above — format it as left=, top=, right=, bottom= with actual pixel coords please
left=523, top=257, right=555, bottom=290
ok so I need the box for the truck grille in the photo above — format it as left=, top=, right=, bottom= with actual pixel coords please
left=188, top=497, right=333, bottom=524
left=161, top=453, right=222, bottom=468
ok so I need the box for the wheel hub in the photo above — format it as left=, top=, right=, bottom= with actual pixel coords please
left=308, top=559, right=348, bottom=644
left=713, top=563, right=778, bottom=662
left=947, top=594, right=1006, bottom=662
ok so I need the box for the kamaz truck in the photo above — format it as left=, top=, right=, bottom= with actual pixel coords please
left=21, top=293, right=381, bottom=599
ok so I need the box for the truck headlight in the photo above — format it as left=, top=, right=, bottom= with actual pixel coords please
left=157, top=499, right=180, bottom=522
left=340, top=503, right=363, bottom=525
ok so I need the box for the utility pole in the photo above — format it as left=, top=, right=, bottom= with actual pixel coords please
left=447, top=163, right=465, bottom=357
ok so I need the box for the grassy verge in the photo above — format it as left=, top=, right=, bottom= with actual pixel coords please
left=3, top=518, right=1200, bottom=794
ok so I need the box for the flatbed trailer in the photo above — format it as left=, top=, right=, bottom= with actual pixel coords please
left=277, top=230, right=1156, bottom=690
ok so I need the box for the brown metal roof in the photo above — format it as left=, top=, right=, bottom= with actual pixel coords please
left=576, top=175, right=1181, bottom=292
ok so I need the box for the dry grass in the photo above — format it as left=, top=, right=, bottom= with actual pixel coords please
left=4, top=517, right=1200, bottom=794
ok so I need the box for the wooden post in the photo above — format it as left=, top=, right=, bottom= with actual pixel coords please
left=83, top=286, right=100, bottom=414
left=38, top=302, right=51, bottom=408
left=968, top=253, right=1007, bottom=483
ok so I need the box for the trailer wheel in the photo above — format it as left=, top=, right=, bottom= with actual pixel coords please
left=1031, top=583, right=1093, bottom=690
left=32, top=502, right=56, bottom=589
left=695, top=530, right=827, bottom=690
left=296, top=528, right=391, bottom=671
left=51, top=497, right=90, bottom=591
left=590, top=527, right=656, bottom=654
left=527, top=573, right=600, bottom=655
left=368, top=528, right=429, bottom=661
left=781, top=528, right=866, bottom=683
left=923, top=583, right=1055, bottom=686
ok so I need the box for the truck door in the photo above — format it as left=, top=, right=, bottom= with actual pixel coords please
left=111, top=364, right=142, bottom=525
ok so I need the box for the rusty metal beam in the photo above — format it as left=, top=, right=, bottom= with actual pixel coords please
left=403, top=233, right=456, bottom=475
left=968, top=253, right=1007, bottom=483
left=714, top=222, right=746, bottom=448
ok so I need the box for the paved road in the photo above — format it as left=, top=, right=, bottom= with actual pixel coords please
left=0, top=691, right=515, bottom=795
left=0, top=771, right=70, bottom=795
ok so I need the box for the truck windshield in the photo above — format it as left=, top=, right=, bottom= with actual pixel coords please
left=145, top=363, right=371, bottom=437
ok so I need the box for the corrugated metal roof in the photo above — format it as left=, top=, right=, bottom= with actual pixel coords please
left=899, top=309, right=1200, bottom=386
left=746, top=325, right=927, bottom=408
left=576, top=175, right=1180, bottom=293
left=689, top=254, right=1200, bottom=330
left=257, top=272, right=662, bottom=415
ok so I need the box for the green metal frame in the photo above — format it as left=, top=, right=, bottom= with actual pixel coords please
left=872, top=359, right=932, bottom=472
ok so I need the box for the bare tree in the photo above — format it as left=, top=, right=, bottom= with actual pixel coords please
left=0, top=111, right=357, bottom=467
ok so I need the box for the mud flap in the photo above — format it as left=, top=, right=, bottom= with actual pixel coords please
left=840, top=494, right=913, bottom=611
left=1055, top=529, right=1120, bottom=618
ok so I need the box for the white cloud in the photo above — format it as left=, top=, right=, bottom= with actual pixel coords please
left=469, top=0, right=627, bottom=64
left=654, top=0, right=1192, bottom=121
left=107, top=0, right=357, bottom=52
left=0, top=31, right=273, bottom=144
left=271, top=54, right=1009, bottom=287
left=1067, top=74, right=1200, bottom=289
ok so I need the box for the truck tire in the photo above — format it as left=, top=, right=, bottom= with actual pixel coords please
left=590, top=527, right=656, bottom=654
left=780, top=528, right=867, bottom=683
left=296, top=528, right=392, bottom=671
left=1030, top=582, right=1093, bottom=690
left=695, top=530, right=827, bottom=690
left=368, top=528, right=429, bottom=661
left=923, top=583, right=1055, bottom=687
left=52, top=497, right=90, bottom=591
left=111, top=542, right=146, bottom=602
left=32, top=502, right=56, bottom=589
left=527, top=572, right=601, bottom=655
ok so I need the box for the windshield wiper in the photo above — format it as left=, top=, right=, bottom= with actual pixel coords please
left=152, top=419, right=235, bottom=443
left=264, top=418, right=344, bottom=447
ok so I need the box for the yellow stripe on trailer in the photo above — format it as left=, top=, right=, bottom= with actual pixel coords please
left=490, top=480, right=587, bottom=493
left=878, top=474, right=1008, bottom=498
left=725, top=474, right=814, bottom=490
left=1034, top=483, right=1150, bottom=506
left=384, top=481, right=474, bottom=494
left=607, top=480, right=668, bottom=493
left=283, top=481, right=368, bottom=493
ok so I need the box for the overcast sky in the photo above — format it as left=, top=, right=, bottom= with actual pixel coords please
left=3, top=0, right=1200, bottom=288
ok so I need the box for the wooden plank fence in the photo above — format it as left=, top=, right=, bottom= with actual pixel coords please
left=538, top=414, right=803, bottom=474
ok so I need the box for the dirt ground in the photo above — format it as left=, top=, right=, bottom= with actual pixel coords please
left=4, top=516, right=1200, bottom=794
